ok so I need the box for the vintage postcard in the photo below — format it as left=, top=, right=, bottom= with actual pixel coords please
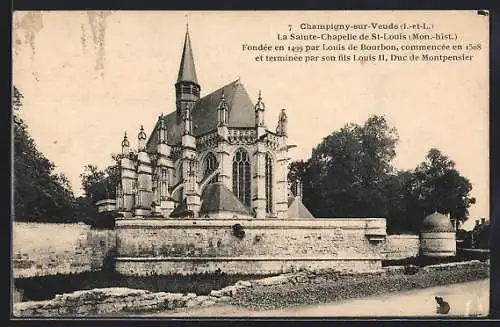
left=12, top=10, right=489, bottom=318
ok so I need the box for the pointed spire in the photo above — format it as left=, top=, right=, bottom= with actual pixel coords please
left=121, top=131, right=130, bottom=154
left=177, top=27, right=198, bottom=85
left=138, top=125, right=147, bottom=140
left=255, top=90, right=265, bottom=111
left=158, top=114, right=168, bottom=144
left=138, top=125, right=147, bottom=151
left=255, top=90, right=265, bottom=127
left=277, top=108, right=288, bottom=136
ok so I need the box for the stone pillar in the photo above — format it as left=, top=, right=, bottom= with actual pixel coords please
left=116, top=183, right=124, bottom=211
left=150, top=169, right=163, bottom=216
left=181, top=106, right=200, bottom=217
left=119, top=155, right=136, bottom=217
left=157, top=125, right=175, bottom=217
left=216, top=141, right=231, bottom=190
left=253, top=142, right=266, bottom=219
left=135, top=151, right=152, bottom=217
left=158, top=166, right=174, bottom=217
left=276, top=136, right=289, bottom=219
left=184, top=157, right=200, bottom=217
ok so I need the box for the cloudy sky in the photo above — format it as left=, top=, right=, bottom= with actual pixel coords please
left=13, top=11, right=489, bottom=229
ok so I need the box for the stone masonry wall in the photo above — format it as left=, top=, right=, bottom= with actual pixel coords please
left=382, top=235, right=420, bottom=260
left=115, top=218, right=387, bottom=276
left=13, top=222, right=116, bottom=279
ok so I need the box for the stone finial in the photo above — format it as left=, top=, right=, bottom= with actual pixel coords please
left=138, top=125, right=147, bottom=140
left=218, top=90, right=228, bottom=126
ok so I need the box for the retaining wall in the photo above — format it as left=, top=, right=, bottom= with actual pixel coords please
left=13, top=222, right=116, bottom=278
left=382, top=234, right=420, bottom=260
left=115, top=218, right=387, bottom=276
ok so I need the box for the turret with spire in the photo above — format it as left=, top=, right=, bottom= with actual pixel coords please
left=121, top=132, right=130, bottom=154
left=175, top=25, right=200, bottom=118
left=217, top=91, right=228, bottom=127
left=137, top=125, right=147, bottom=152
left=276, top=109, right=288, bottom=137
left=255, top=90, right=266, bottom=138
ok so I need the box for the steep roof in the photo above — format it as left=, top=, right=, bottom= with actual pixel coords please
left=147, top=79, right=256, bottom=150
left=287, top=197, right=314, bottom=219
left=199, top=182, right=254, bottom=217
left=177, top=29, right=198, bottom=84
left=169, top=199, right=193, bottom=218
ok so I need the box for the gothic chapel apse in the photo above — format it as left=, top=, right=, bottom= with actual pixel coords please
left=115, top=27, right=314, bottom=220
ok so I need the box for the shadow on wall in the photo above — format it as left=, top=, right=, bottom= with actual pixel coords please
left=13, top=222, right=117, bottom=279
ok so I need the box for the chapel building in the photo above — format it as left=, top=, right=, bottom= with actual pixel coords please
left=115, top=28, right=313, bottom=219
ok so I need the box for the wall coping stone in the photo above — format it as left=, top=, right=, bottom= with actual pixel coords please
left=115, top=218, right=386, bottom=230
left=115, top=256, right=382, bottom=261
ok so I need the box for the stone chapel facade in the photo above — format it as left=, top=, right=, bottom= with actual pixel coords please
left=115, top=28, right=313, bottom=220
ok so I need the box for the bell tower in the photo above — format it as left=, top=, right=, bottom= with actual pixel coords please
left=175, top=25, right=200, bottom=118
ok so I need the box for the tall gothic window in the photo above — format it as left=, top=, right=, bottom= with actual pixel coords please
left=203, top=152, right=219, bottom=184
left=265, top=153, right=273, bottom=214
left=232, top=148, right=251, bottom=207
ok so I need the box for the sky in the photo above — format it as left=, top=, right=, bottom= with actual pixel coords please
left=12, top=11, right=489, bottom=230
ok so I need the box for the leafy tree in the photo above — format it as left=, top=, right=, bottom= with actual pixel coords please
left=297, top=115, right=399, bottom=218
left=79, top=160, right=119, bottom=203
left=402, top=149, right=475, bottom=229
left=289, top=116, right=476, bottom=235
left=13, top=86, right=76, bottom=223
left=288, top=159, right=309, bottom=196
left=78, top=159, right=119, bottom=228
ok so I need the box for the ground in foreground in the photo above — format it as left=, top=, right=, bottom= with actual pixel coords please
left=149, top=279, right=489, bottom=317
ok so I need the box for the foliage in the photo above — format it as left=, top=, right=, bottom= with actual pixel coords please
left=78, top=159, right=119, bottom=228
left=289, top=115, right=476, bottom=234
left=292, top=115, right=399, bottom=218
left=472, top=221, right=489, bottom=249
left=13, top=86, right=77, bottom=223
left=79, top=160, right=119, bottom=203
left=394, top=149, right=476, bottom=232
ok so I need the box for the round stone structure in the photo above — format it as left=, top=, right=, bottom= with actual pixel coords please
left=420, top=212, right=456, bottom=257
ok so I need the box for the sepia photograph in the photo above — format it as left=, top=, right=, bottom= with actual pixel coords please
left=12, top=10, right=490, bottom=318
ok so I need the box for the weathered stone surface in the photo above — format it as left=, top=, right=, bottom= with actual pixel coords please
left=235, top=280, right=252, bottom=287
left=381, top=235, right=420, bottom=261
left=13, top=222, right=116, bottom=279
left=12, top=287, right=218, bottom=317
left=209, top=290, right=223, bottom=298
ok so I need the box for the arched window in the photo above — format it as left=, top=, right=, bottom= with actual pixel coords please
left=265, top=153, right=273, bottom=214
left=203, top=152, right=219, bottom=184
left=232, top=148, right=251, bottom=207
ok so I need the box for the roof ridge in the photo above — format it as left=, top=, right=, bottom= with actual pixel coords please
left=201, top=79, right=243, bottom=98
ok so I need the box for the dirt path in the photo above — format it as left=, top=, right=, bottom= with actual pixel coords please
left=149, top=279, right=489, bottom=317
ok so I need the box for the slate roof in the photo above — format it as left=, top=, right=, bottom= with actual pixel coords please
left=169, top=199, right=193, bottom=218
left=199, top=182, right=254, bottom=217
left=147, top=79, right=256, bottom=150
left=177, top=29, right=198, bottom=84
left=287, top=197, right=315, bottom=219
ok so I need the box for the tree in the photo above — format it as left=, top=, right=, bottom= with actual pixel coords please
left=288, top=159, right=309, bottom=196
left=289, top=115, right=475, bottom=235
left=13, top=86, right=76, bottom=223
left=296, top=115, right=399, bottom=218
left=80, top=162, right=119, bottom=203
left=77, top=159, right=119, bottom=228
left=404, top=149, right=475, bottom=227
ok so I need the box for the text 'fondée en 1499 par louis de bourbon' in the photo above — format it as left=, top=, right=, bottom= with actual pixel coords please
left=241, top=21, right=483, bottom=64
